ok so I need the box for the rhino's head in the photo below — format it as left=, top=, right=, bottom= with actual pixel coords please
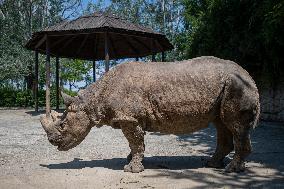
left=40, top=92, right=92, bottom=151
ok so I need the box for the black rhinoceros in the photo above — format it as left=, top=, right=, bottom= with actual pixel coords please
left=40, top=56, right=260, bottom=173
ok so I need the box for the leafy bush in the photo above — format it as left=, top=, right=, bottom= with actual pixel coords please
left=0, top=87, right=77, bottom=108
left=0, top=87, right=32, bottom=107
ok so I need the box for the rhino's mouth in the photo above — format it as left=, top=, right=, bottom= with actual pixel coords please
left=57, top=143, right=68, bottom=151
left=47, top=133, right=63, bottom=146
left=57, top=143, right=74, bottom=151
left=57, top=138, right=80, bottom=151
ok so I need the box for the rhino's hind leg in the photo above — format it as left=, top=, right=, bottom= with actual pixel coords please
left=225, top=128, right=252, bottom=173
left=121, top=123, right=145, bottom=173
left=218, top=75, right=258, bottom=172
left=221, top=104, right=254, bottom=173
left=221, top=105, right=254, bottom=172
left=207, top=120, right=234, bottom=168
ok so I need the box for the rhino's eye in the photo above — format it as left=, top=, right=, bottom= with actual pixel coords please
left=59, top=122, right=66, bottom=130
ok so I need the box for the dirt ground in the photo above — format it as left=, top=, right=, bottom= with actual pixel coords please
left=0, top=109, right=283, bottom=189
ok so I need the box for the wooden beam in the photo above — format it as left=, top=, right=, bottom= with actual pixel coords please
left=151, top=39, right=156, bottom=62
left=50, top=36, right=68, bottom=49
left=34, top=51, right=39, bottom=112
left=93, top=61, right=96, bottom=82
left=55, top=57, right=60, bottom=110
left=154, top=39, right=165, bottom=56
left=45, top=35, right=51, bottom=117
left=122, top=35, right=140, bottom=56
left=131, top=37, right=151, bottom=52
left=40, top=30, right=158, bottom=40
left=59, top=35, right=76, bottom=53
left=104, top=32, right=110, bottom=72
left=76, top=34, right=89, bottom=55
left=93, top=34, right=98, bottom=60
left=108, top=35, right=117, bottom=59
left=35, top=35, right=47, bottom=49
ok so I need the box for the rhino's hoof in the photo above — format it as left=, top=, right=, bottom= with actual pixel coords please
left=225, top=161, right=245, bottom=173
left=206, top=159, right=224, bottom=168
left=124, top=162, right=144, bottom=173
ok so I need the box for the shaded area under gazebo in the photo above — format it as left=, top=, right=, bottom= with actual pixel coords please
left=25, top=11, right=173, bottom=116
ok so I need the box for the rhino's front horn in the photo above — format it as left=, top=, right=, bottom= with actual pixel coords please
left=40, top=115, right=62, bottom=146
left=61, top=92, right=74, bottom=106
left=51, top=110, right=63, bottom=122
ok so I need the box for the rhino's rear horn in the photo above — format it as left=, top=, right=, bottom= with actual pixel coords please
left=61, top=92, right=75, bottom=106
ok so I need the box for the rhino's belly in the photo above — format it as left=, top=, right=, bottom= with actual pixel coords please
left=143, top=115, right=211, bottom=135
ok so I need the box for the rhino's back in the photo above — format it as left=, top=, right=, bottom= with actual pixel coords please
left=92, top=56, right=256, bottom=134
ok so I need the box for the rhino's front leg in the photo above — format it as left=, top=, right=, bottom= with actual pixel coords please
left=121, top=123, right=145, bottom=173
left=126, top=142, right=145, bottom=163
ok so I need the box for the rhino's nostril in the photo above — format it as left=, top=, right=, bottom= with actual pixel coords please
left=48, top=134, right=62, bottom=145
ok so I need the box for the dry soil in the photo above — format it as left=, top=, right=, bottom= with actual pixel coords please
left=0, top=109, right=283, bottom=189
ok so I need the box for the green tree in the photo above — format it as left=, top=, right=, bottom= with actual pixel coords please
left=109, top=0, right=185, bottom=61
left=60, top=59, right=92, bottom=91
left=0, top=0, right=83, bottom=89
left=182, top=0, right=284, bottom=87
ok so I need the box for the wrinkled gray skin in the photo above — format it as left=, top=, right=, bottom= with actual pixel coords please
left=40, top=56, right=260, bottom=173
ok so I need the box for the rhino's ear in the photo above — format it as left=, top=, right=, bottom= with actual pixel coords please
left=61, top=92, right=74, bottom=106
left=78, top=90, right=84, bottom=101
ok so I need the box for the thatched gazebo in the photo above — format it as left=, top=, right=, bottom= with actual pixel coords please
left=25, top=11, right=173, bottom=116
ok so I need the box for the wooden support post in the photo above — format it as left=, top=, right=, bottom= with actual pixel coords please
left=162, top=52, right=165, bottom=62
left=45, top=35, right=51, bottom=117
left=104, top=32, right=110, bottom=72
left=34, top=51, right=39, bottom=112
left=151, top=39, right=156, bottom=62
left=55, top=57, right=60, bottom=110
left=93, top=60, right=96, bottom=82
left=152, top=54, right=156, bottom=62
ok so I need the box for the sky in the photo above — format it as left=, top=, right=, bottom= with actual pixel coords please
left=81, top=0, right=111, bottom=9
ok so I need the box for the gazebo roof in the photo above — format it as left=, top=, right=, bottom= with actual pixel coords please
left=25, top=11, right=173, bottom=61
left=42, top=12, right=160, bottom=35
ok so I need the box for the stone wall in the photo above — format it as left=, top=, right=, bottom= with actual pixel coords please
left=259, top=82, right=284, bottom=122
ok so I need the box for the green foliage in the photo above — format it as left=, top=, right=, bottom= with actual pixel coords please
left=60, top=59, right=92, bottom=90
left=0, top=0, right=84, bottom=87
left=61, top=88, right=78, bottom=97
left=109, top=0, right=185, bottom=61
left=0, top=85, right=77, bottom=108
left=182, top=0, right=284, bottom=86
left=0, top=86, right=34, bottom=107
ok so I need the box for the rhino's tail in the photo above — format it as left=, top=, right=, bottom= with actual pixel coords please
left=252, top=97, right=261, bottom=129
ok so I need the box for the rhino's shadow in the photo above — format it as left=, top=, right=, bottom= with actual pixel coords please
left=40, top=155, right=221, bottom=170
